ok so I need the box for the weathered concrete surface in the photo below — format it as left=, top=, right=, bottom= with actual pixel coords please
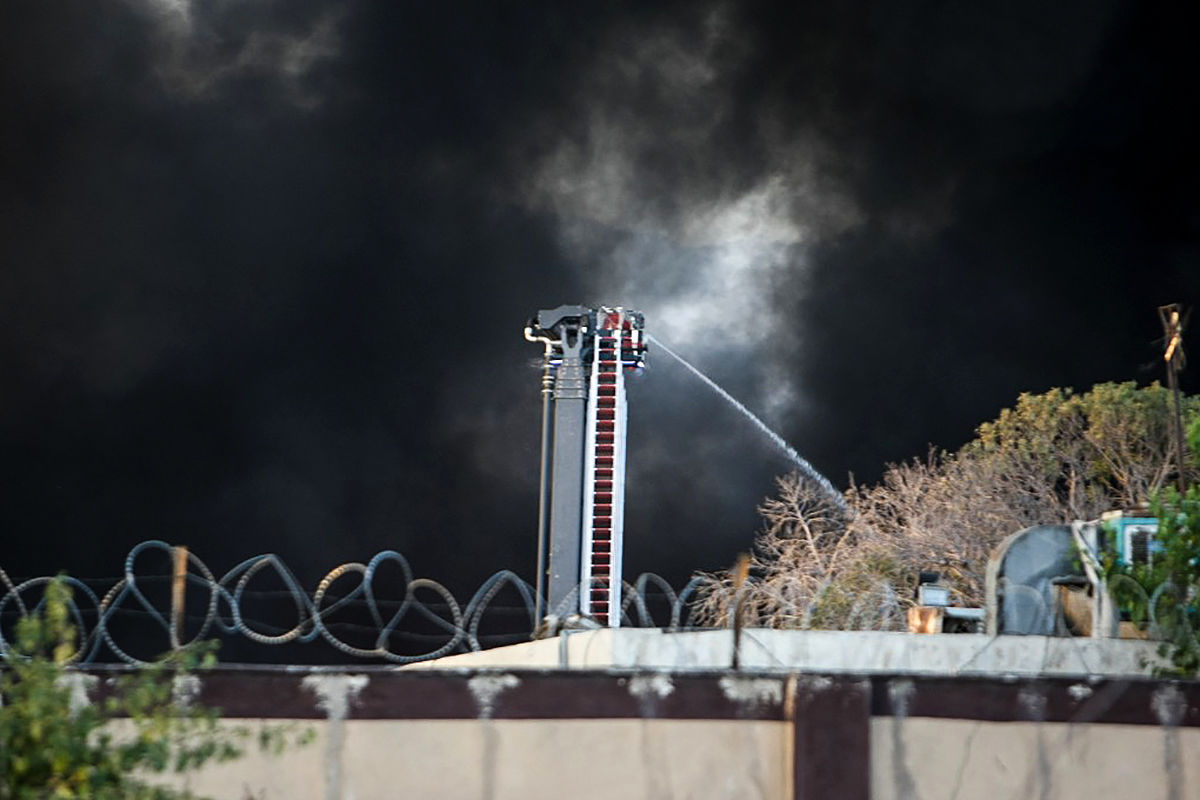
left=164, top=719, right=327, bottom=799
left=405, top=628, right=1168, bottom=677
left=92, top=668, right=1197, bottom=800
left=871, top=718, right=1200, bottom=800
left=177, top=719, right=791, bottom=800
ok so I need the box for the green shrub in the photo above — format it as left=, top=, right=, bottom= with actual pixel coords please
left=0, top=576, right=308, bottom=799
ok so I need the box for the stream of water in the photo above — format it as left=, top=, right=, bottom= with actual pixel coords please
left=646, top=333, right=847, bottom=511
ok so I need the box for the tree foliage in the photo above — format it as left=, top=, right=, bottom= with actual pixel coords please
left=694, top=381, right=1199, bottom=631
left=1105, top=415, right=1200, bottom=675
left=0, top=577, right=307, bottom=799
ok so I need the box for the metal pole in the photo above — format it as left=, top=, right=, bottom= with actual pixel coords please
left=170, top=545, right=188, bottom=650
left=1159, top=304, right=1188, bottom=491
left=730, top=553, right=750, bottom=670
left=1168, top=364, right=1187, bottom=492
left=533, top=345, right=554, bottom=632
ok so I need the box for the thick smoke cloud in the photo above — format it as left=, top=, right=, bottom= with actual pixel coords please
left=138, top=0, right=341, bottom=109
left=1, top=0, right=1196, bottom=601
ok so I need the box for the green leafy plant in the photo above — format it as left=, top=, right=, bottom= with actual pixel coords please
left=1094, top=416, right=1200, bottom=675
left=1142, top=486, right=1200, bottom=675
left=0, top=577, right=309, bottom=799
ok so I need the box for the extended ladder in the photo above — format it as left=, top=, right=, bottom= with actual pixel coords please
left=525, top=304, right=645, bottom=629
left=581, top=309, right=640, bottom=624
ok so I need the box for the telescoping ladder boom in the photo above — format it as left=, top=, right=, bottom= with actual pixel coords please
left=581, top=310, right=641, bottom=624
left=525, top=306, right=645, bottom=628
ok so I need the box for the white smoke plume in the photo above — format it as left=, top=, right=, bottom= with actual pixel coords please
left=519, top=3, right=860, bottom=424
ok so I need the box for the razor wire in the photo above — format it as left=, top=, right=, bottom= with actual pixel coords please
left=3, top=542, right=1193, bottom=667
left=0, top=541, right=711, bottom=665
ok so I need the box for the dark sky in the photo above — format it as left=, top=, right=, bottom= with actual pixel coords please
left=2, top=1, right=1197, bottom=599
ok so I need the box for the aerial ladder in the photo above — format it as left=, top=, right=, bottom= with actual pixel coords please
left=525, top=306, right=646, bottom=626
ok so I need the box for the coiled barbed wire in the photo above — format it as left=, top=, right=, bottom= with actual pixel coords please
left=3, top=542, right=1192, bottom=667
left=0, top=541, right=706, bottom=665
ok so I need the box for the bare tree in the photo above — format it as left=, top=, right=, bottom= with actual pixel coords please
left=694, top=382, right=1199, bottom=629
left=693, top=477, right=902, bottom=630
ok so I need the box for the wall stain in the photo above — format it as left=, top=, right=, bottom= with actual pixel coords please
left=888, top=679, right=917, bottom=800
left=302, top=674, right=368, bottom=800
left=468, top=673, right=520, bottom=800
left=1152, top=684, right=1184, bottom=800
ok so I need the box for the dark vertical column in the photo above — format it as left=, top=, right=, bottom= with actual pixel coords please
left=532, top=351, right=555, bottom=627
left=793, top=677, right=871, bottom=800
left=546, top=331, right=587, bottom=616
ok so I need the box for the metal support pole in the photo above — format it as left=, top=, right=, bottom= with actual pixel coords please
left=533, top=345, right=554, bottom=631
left=1159, top=304, right=1189, bottom=491
left=1168, top=367, right=1186, bottom=491
left=170, top=545, right=188, bottom=650
left=731, top=553, right=750, bottom=670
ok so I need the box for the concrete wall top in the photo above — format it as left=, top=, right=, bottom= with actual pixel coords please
left=405, top=627, right=1168, bottom=678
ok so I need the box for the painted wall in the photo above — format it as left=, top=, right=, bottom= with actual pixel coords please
left=71, top=667, right=1197, bottom=800
left=180, top=719, right=791, bottom=800
left=171, top=715, right=1200, bottom=800
left=872, top=718, right=1199, bottom=800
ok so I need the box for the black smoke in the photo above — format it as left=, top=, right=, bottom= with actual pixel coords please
left=1, top=0, right=1196, bottom=613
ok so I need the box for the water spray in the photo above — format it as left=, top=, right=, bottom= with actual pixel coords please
left=645, top=333, right=847, bottom=511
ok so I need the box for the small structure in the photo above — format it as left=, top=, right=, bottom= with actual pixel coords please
left=907, top=571, right=985, bottom=633
left=985, top=511, right=1160, bottom=637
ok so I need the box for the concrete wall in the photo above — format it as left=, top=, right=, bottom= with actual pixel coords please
left=406, top=628, right=1169, bottom=677
left=74, top=666, right=1198, bottom=800
left=182, top=719, right=791, bottom=800
left=872, top=718, right=1200, bottom=800
left=172, top=714, right=1200, bottom=800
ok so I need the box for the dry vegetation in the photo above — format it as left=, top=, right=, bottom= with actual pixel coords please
left=692, top=381, right=1198, bottom=630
